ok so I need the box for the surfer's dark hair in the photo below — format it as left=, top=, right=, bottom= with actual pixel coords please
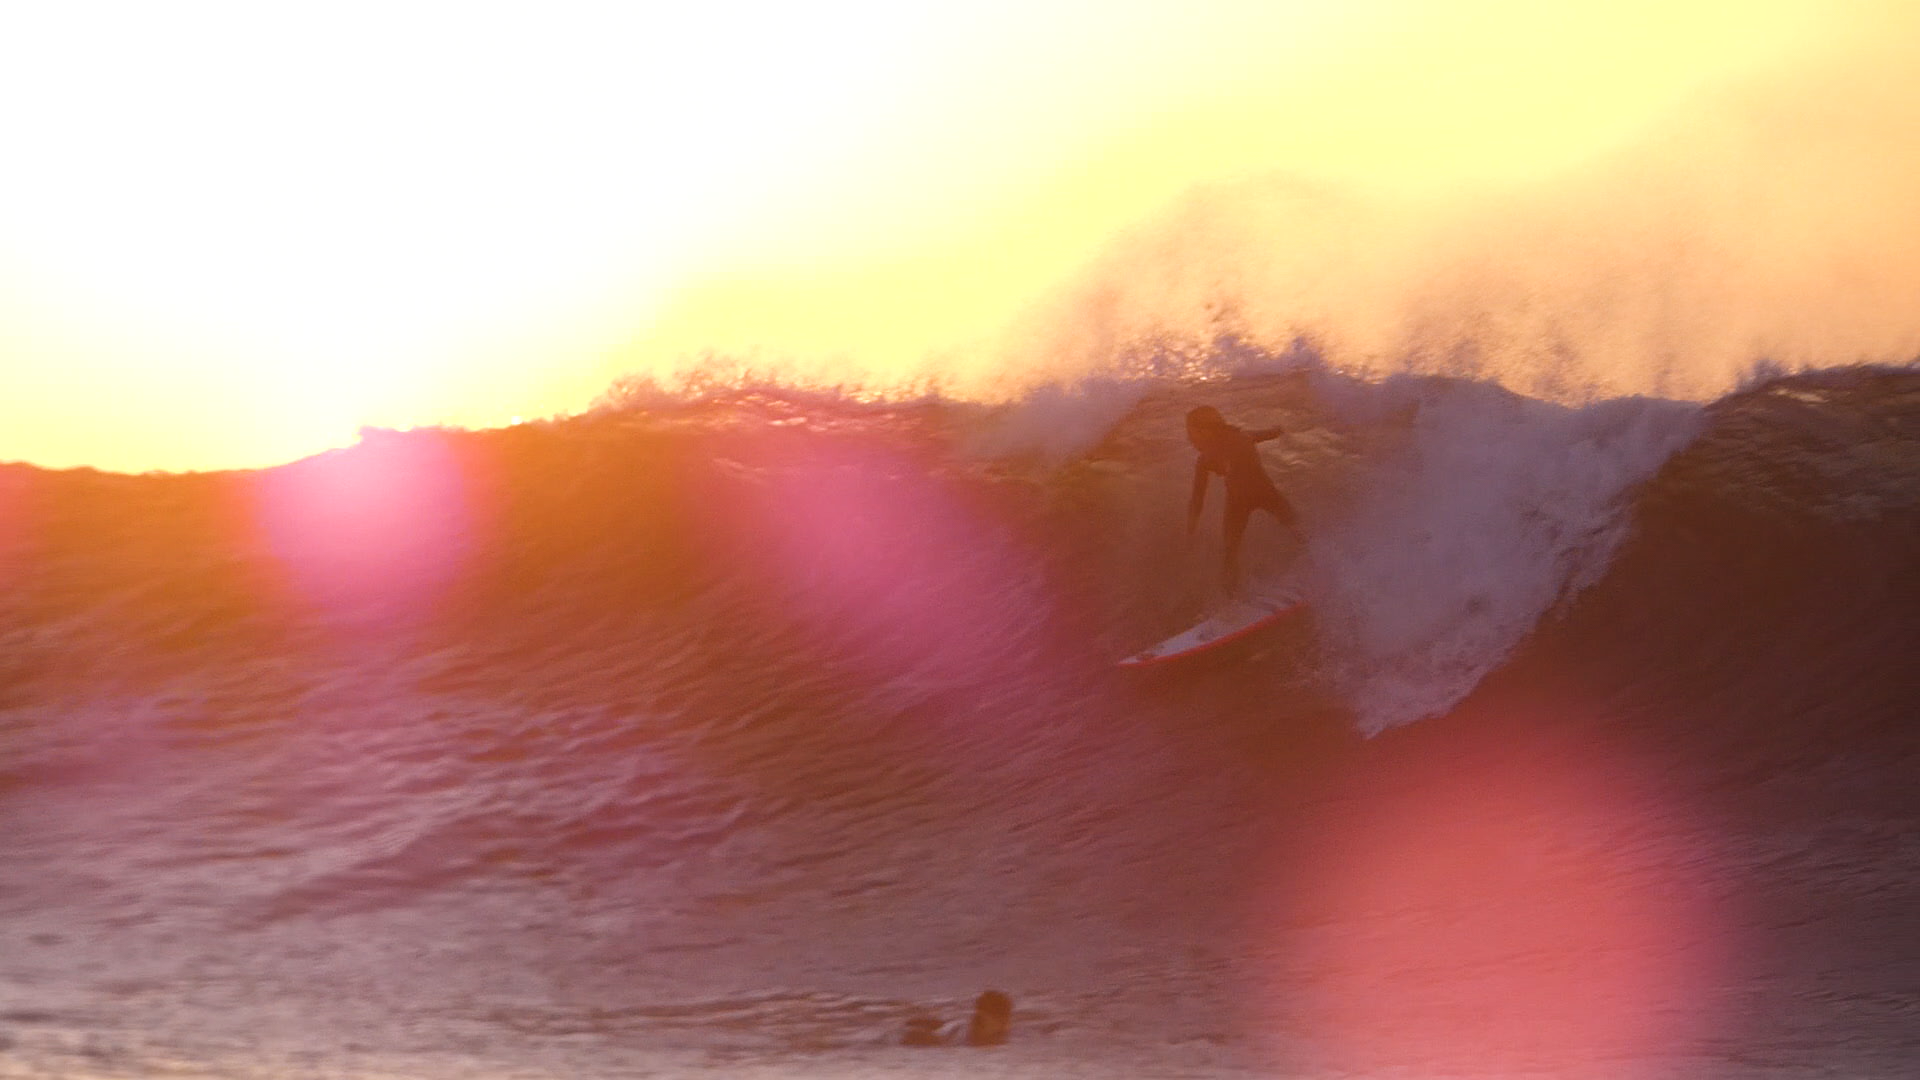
left=1186, top=405, right=1227, bottom=430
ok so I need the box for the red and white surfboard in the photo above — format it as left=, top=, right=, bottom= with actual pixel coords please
left=1117, top=585, right=1307, bottom=668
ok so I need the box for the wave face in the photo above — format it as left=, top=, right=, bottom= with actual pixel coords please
left=1, top=358, right=1916, bottom=1076
left=0, top=356, right=1708, bottom=731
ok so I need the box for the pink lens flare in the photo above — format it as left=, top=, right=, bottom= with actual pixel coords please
left=705, top=434, right=1056, bottom=693
left=249, top=429, right=474, bottom=627
left=1244, top=730, right=1729, bottom=1077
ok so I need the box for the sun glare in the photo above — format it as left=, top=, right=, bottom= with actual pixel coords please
left=0, top=2, right=954, bottom=470
left=0, top=1, right=1856, bottom=471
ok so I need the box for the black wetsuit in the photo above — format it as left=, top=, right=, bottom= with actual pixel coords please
left=1190, top=424, right=1296, bottom=589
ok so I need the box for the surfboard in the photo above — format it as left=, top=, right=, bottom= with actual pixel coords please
left=1117, top=585, right=1307, bottom=669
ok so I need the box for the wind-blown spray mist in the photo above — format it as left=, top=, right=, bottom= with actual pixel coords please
left=996, top=45, right=1920, bottom=406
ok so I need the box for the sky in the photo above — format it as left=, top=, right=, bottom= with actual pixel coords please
left=1, top=1, right=1913, bottom=472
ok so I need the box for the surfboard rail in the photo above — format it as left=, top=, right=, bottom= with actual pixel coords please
left=1117, top=588, right=1307, bottom=668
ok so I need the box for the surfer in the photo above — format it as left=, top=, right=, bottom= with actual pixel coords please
left=1184, top=405, right=1302, bottom=594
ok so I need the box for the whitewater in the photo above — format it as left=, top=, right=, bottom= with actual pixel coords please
left=1, top=348, right=1917, bottom=1078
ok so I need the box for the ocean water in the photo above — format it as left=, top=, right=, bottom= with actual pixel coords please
left=1, top=354, right=1916, bottom=1078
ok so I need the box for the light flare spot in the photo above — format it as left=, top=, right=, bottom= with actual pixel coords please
left=250, top=429, right=473, bottom=625
left=1247, top=736, right=1728, bottom=1077
left=713, top=438, right=1047, bottom=690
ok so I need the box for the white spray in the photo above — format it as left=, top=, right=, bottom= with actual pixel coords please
left=1302, top=377, right=1703, bottom=734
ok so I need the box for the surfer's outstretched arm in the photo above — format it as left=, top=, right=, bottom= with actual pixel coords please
left=1248, top=425, right=1285, bottom=443
left=1187, top=460, right=1211, bottom=533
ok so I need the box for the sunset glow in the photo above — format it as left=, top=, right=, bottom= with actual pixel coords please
left=2, top=1, right=1906, bottom=471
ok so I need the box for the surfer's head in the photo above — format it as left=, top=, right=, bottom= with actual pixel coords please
left=965, top=990, right=1012, bottom=1046
left=1186, top=405, right=1229, bottom=449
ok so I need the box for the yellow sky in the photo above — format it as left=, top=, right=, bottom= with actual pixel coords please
left=0, top=1, right=1892, bottom=471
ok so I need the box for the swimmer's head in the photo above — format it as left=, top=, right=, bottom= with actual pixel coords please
left=966, top=990, right=1012, bottom=1046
